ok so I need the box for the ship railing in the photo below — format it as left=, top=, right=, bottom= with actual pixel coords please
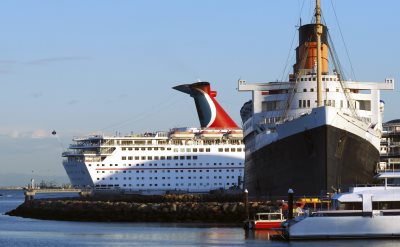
left=69, top=144, right=100, bottom=148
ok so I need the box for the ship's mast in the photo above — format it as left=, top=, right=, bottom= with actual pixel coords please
left=316, top=0, right=323, bottom=107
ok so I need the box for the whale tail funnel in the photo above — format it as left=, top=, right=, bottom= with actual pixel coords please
left=173, top=82, right=239, bottom=129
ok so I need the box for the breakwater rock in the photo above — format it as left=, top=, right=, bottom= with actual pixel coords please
left=6, top=197, right=278, bottom=223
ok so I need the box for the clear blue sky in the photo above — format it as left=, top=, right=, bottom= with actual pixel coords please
left=0, top=0, right=399, bottom=186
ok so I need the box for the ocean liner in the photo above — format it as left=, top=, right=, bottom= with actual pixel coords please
left=238, top=0, right=394, bottom=198
left=63, top=82, right=244, bottom=193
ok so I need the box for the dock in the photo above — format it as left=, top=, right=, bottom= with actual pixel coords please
left=24, top=188, right=91, bottom=202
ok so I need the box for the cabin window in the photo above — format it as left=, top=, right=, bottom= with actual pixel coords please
left=303, top=88, right=307, bottom=92
left=262, top=101, right=279, bottom=111
left=356, top=100, right=371, bottom=111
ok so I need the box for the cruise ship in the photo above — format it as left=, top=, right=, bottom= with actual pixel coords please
left=63, top=82, right=245, bottom=193
left=238, top=0, right=394, bottom=198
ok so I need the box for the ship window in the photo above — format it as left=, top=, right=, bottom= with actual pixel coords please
left=298, top=100, right=302, bottom=108
left=180, top=148, right=185, bottom=152
left=167, top=156, right=172, bottom=160
left=141, top=147, right=145, bottom=151
left=135, top=148, right=139, bottom=151
left=326, top=88, right=329, bottom=92
left=322, top=77, right=325, bottom=81
left=193, top=156, right=197, bottom=160
left=336, top=88, right=339, bottom=92
left=237, top=148, right=242, bottom=152
left=154, top=156, right=159, bottom=160
left=186, top=148, right=191, bottom=152
left=179, top=156, right=184, bottom=160
left=231, top=148, right=235, bottom=152
left=225, top=148, right=229, bottom=152
left=160, top=156, right=165, bottom=160
left=186, top=156, right=191, bottom=160
left=122, top=148, right=126, bottom=151
left=218, top=148, right=223, bottom=152
left=141, top=156, right=145, bottom=160
left=128, top=156, right=133, bottom=160
left=199, top=148, right=204, bottom=152
left=193, top=148, right=197, bottom=152
left=307, top=100, right=310, bottom=108
left=301, top=78, right=304, bottom=81
left=303, top=88, right=307, bottom=92
left=206, top=148, right=210, bottom=152
left=135, top=156, right=139, bottom=160
left=310, top=88, right=314, bottom=92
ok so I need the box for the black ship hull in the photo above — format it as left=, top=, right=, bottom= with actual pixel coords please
left=245, top=125, right=379, bottom=199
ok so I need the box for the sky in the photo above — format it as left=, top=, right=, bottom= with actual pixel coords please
left=0, top=0, right=399, bottom=186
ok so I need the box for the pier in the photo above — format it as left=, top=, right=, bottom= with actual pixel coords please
left=24, top=188, right=91, bottom=202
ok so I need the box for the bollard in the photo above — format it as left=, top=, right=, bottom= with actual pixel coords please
left=288, top=189, right=294, bottom=220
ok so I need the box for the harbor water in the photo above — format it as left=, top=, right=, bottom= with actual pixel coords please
left=1, top=190, right=400, bottom=247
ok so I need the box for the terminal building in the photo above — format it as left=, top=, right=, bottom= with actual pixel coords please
left=380, top=119, right=400, bottom=183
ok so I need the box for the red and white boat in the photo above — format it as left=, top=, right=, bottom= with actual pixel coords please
left=246, top=210, right=285, bottom=230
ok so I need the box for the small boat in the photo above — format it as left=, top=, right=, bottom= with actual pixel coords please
left=245, top=210, right=285, bottom=230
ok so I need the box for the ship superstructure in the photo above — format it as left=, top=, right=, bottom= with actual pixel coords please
left=63, top=82, right=245, bottom=193
left=238, top=0, right=394, bottom=198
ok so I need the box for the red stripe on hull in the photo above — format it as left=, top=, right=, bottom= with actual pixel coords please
left=254, top=221, right=283, bottom=229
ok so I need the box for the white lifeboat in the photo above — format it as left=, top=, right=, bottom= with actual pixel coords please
left=170, top=131, right=195, bottom=139
left=225, top=130, right=243, bottom=139
left=200, top=130, right=224, bottom=139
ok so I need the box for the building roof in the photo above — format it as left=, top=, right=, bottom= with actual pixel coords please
left=386, top=119, right=400, bottom=124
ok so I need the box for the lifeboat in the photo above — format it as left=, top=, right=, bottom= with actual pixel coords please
left=170, top=131, right=195, bottom=139
left=200, top=130, right=224, bottom=139
left=226, top=130, right=243, bottom=139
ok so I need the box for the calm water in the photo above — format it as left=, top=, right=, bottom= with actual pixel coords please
left=1, top=190, right=400, bottom=246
